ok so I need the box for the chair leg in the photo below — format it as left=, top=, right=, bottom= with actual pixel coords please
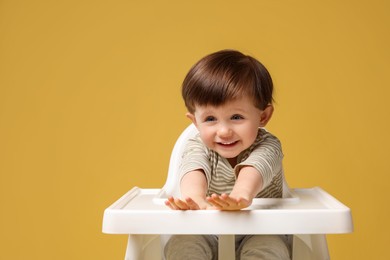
left=125, top=235, right=161, bottom=260
left=125, top=235, right=144, bottom=260
left=310, top=234, right=330, bottom=260
left=292, top=234, right=330, bottom=260
left=218, top=235, right=235, bottom=260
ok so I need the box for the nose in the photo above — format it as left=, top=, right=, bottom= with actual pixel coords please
left=217, top=124, right=232, bottom=138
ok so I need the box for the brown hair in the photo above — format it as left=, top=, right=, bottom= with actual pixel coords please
left=182, top=50, right=274, bottom=113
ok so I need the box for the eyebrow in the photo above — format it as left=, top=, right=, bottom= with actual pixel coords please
left=196, top=106, right=249, bottom=118
left=196, top=110, right=214, bottom=119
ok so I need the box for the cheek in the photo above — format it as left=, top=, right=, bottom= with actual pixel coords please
left=199, top=128, right=214, bottom=144
left=244, top=125, right=260, bottom=143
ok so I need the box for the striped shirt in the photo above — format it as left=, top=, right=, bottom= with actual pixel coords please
left=179, top=128, right=284, bottom=198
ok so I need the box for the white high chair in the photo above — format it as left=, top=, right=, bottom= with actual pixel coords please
left=103, top=124, right=353, bottom=260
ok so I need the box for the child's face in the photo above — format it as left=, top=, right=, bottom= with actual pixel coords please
left=187, top=95, right=273, bottom=159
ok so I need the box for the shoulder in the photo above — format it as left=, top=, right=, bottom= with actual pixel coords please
left=186, top=133, right=206, bottom=147
left=256, top=128, right=282, bottom=147
left=183, top=133, right=210, bottom=156
left=248, top=128, right=283, bottom=158
left=259, top=128, right=279, bottom=140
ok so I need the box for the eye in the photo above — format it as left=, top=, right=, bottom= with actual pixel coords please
left=231, top=114, right=244, bottom=120
left=204, top=116, right=216, bottom=122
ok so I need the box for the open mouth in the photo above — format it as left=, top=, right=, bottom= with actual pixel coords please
left=217, top=141, right=238, bottom=147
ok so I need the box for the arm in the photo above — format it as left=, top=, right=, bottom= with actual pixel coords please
left=209, top=131, right=283, bottom=210
left=207, top=166, right=263, bottom=210
left=165, top=170, right=213, bottom=210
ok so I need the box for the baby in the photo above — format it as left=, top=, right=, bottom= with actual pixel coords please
left=165, top=50, right=290, bottom=259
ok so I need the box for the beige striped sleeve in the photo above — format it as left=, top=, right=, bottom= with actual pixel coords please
left=179, top=134, right=211, bottom=184
left=234, top=131, right=283, bottom=190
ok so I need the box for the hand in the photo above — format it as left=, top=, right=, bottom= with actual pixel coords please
left=165, top=196, right=212, bottom=210
left=206, top=193, right=251, bottom=211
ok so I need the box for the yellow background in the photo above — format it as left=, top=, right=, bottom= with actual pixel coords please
left=1, top=0, right=389, bottom=259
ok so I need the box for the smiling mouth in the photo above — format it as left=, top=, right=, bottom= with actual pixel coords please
left=217, top=141, right=238, bottom=147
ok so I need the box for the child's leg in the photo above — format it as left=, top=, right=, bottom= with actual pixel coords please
left=236, top=235, right=291, bottom=260
left=164, top=235, right=218, bottom=260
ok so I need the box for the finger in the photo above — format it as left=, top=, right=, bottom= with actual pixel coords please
left=236, top=197, right=250, bottom=208
left=214, top=194, right=232, bottom=206
left=185, top=197, right=200, bottom=210
left=174, top=198, right=189, bottom=210
left=165, top=198, right=179, bottom=210
left=207, top=194, right=229, bottom=208
left=220, top=194, right=239, bottom=205
left=165, top=201, right=176, bottom=210
left=167, top=197, right=189, bottom=210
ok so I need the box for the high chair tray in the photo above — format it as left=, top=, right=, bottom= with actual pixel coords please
left=102, top=187, right=353, bottom=235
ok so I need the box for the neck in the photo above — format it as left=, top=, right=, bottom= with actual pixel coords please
left=227, top=157, right=237, bottom=168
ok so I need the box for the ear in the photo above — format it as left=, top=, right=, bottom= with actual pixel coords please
left=259, top=104, right=274, bottom=127
left=186, top=112, right=198, bottom=127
